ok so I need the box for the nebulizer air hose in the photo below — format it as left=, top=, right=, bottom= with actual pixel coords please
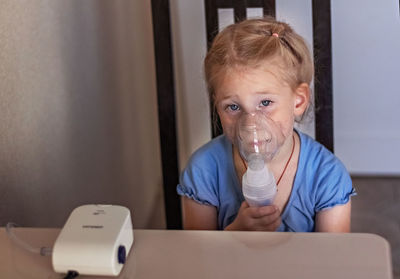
left=6, top=223, right=80, bottom=278
left=5, top=222, right=52, bottom=256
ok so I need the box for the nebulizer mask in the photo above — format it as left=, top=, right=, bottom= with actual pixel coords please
left=235, top=110, right=285, bottom=207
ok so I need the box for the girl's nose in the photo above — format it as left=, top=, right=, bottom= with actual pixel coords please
left=241, top=108, right=262, bottom=116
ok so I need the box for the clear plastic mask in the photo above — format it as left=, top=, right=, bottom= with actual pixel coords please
left=235, top=109, right=285, bottom=163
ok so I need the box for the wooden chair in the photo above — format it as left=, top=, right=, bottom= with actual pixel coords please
left=151, top=0, right=334, bottom=229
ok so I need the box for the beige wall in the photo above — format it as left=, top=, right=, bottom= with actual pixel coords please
left=170, top=0, right=212, bottom=170
left=0, top=0, right=166, bottom=228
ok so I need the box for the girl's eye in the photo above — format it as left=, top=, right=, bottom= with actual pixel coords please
left=260, top=100, right=272, bottom=107
left=227, top=104, right=240, bottom=111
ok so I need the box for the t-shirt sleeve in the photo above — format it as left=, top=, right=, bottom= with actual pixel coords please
left=177, top=159, right=219, bottom=207
left=314, top=159, right=356, bottom=212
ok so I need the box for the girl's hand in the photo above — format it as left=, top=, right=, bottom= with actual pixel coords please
left=225, top=201, right=281, bottom=231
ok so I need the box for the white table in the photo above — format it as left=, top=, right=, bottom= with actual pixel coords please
left=0, top=228, right=393, bottom=279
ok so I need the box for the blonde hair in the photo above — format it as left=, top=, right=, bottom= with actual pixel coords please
left=204, top=17, right=314, bottom=102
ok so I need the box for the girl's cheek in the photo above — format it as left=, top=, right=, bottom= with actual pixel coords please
left=220, top=116, right=237, bottom=142
left=277, top=115, right=295, bottom=139
left=224, top=126, right=236, bottom=143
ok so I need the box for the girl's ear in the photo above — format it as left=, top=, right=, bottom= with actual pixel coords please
left=294, top=83, right=310, bottom=117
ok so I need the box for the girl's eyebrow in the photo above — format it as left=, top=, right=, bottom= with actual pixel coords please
left=254, top=90, right=279, bottom=95
left=216, top=90, right=279, bottom=102
left=218, top=94, right=238, bottom=101
left=219, top=90, right=277, bottom=98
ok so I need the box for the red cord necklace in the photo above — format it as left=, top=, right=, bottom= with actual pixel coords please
left=240, top=134, right=295, bottom=186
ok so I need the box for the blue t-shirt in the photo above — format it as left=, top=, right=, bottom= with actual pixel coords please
left=177, top=131, right=356, bottom=232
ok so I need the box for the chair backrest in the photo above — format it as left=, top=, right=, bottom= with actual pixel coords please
left=151, top=0, right=182, bottom=229
left=204, top=0, right=334, bottom=152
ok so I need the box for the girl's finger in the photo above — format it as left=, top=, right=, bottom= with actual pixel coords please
left=249, top=205, right=278, bottom=218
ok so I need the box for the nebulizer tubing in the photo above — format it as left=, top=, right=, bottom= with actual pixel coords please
left=236, top=110, right=285, bottom=207
left=5, top=222, right=52, bottom=256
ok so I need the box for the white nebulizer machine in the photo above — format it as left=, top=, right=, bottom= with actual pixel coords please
left=236, top=110, right=285, bottom=207
left=6, top=204, right=133, bottom=278
left=52, top=204, right=134, bottom=277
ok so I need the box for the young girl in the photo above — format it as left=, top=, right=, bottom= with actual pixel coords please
left=177, top=17, right=355, bottom=232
